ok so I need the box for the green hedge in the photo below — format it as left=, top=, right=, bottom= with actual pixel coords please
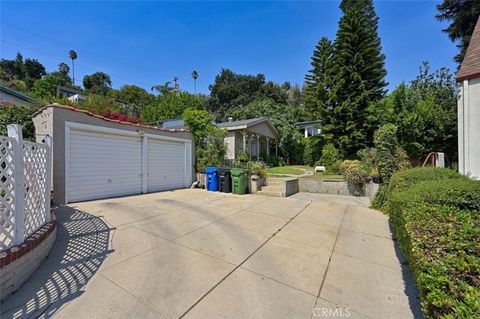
left=376, top=168, right=480, bottom=318
left=372, top=167, right=466, bottom=209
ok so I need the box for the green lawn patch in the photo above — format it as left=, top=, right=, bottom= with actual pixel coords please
left=264, top=166, right=306, bottom=175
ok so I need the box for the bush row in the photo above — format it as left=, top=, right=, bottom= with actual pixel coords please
left=374, top=168, right=480, bottom=318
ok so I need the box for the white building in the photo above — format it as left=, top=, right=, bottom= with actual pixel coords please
left=296, top=120, right=321, bottom=138
left=457, top=17, right=480, bottom=179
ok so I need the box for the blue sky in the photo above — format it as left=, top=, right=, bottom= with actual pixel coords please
left=1, top=1, right=457, bottom=94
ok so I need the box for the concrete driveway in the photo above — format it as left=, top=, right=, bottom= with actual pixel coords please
left=1, top=190, right=422, bottom=319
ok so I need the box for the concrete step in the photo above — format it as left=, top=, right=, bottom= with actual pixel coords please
left=257, top=190, right=283, bottom=197
left=260, top=185, right=283, bottom=192
left=265, top=178, right=285, bottom=186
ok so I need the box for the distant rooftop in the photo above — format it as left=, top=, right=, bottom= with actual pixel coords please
left=0, top=84, right=39, bottom=104
left=216, top=117, right=267, bottom=128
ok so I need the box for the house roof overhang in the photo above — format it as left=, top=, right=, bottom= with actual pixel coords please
left=217, top=117, right=280, bottom=139
left=0, top=84, right=39, bottom=104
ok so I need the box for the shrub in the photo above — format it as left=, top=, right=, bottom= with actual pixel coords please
left=343, top=165, right=369, bottom=186
left=247, top=161, right=265, bottom=177
left=237, top=151, right=249, bottom=162
left=372, top=167, right=464, bottom=210
left=377, top=168, right=480, bottom=318
left=194, top=128, right=227, bottom=172
left=357, top=147, right=377, bottom=169
left=388, top=167, right=464, bottom=194
left=266, top=155, right=283, bottom=167
left=102, top=111, right=142, bottom=124
left=374, top=124, right=398, bottom=183
left=0, top=105, right=36, bottom=141
left=395, top=147, right=411, bottom=171
left=303, top=135, right=323, bottom=166
left=339, top=160, right=361, bottom=175
left=340, top=160, right=369, bottom=187
left=317, top=143, right=341, bottom=174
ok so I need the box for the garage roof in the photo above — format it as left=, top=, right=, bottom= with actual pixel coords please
left=34, top=104, right=189, bottom=133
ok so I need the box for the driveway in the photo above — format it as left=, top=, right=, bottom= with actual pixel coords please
left=1, top=190, right=422, bottom=319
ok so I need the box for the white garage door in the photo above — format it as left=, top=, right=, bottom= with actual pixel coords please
left=67, top=129, right=142, bottom=202
left=147, top=138, right=187, bottom=192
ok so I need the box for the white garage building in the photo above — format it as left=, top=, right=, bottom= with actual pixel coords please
left=33, top=104, right=194, bottom=204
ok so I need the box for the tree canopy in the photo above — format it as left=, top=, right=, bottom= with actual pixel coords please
left=368, top=62, right=457, bottom=160
left=83, top=71, right=112, bottom=94
left=305, top=0, right=387, bottom=157
left=108, top=85, right=154, bottom=117
left=0, top=52, right=46, bottom=88
left=141, top=92, right=207, bottom=124
left=436, top=0, right=480, bottom=65
left=207, top=68, right=288, bottom=121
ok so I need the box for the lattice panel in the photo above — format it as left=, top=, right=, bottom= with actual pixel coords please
left=1, top=136, right=16, bottom=250
left=23, top=141, right=48, bottom=239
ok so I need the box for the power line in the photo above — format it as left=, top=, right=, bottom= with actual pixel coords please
left=1, top=39, right=152, bottom=89
left=0, top=20, right=152, bottom=77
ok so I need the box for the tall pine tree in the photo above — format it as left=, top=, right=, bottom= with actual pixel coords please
left=303, top=37, right=335, bottom=120
left=323, top=0, right=387, bottom=156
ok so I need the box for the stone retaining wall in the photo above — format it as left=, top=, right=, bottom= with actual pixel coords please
left=299, top=178, right=379, bottom=198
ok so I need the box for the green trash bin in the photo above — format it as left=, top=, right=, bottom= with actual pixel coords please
left=231, top=168, right=248, bottom=195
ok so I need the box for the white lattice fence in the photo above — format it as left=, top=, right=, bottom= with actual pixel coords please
left=0, top=125, right=52, bottom=251
left=0, top=136, right=15, bottom=249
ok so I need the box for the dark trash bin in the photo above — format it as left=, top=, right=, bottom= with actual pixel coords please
left=205, top=167, right=219, bottom=191
left=218, top=168, right=232, bottom=193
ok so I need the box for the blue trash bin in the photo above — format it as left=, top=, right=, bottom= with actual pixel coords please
left=205, top=167, right=219, bottom=191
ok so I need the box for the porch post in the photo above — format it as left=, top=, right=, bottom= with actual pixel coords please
left=249, top=135, right=252, bottom=161
left=266, top=137, right=270, bottom=157
left=256, top=134, right=260, bottom=160
left=304, top=127, right=308, bottom=138
left=275, top=139, right=278, bottom=157
left=242, top=129, right=246, bottom=153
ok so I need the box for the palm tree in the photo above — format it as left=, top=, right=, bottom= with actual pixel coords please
left=151, top=81, right=172, bottom=95
left=68, top=50, right=77, bottom=86
left=191, top=70, right=199, bottom=93
left=172, top=76, right=179, bottom=92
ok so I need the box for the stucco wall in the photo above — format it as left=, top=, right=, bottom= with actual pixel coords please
left=224, top=131, right=236, bottom=160
left=458, top=78, right=480, bottom=179
left=33, top=106, right=194, bottom=204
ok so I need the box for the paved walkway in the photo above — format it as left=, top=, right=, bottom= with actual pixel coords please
left=1, top=190, right=422, bottom=319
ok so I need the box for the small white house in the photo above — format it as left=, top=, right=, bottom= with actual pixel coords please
left=216, top=117, right=280, bottom=161
left=457, top=17, right=480, bottom=179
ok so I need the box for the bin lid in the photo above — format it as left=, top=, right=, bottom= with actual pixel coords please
left=230, top=168, right=248, bottom=176
left=217, top=167, right=231, bottom=173
left=205, top=167, right=218, bottom=173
